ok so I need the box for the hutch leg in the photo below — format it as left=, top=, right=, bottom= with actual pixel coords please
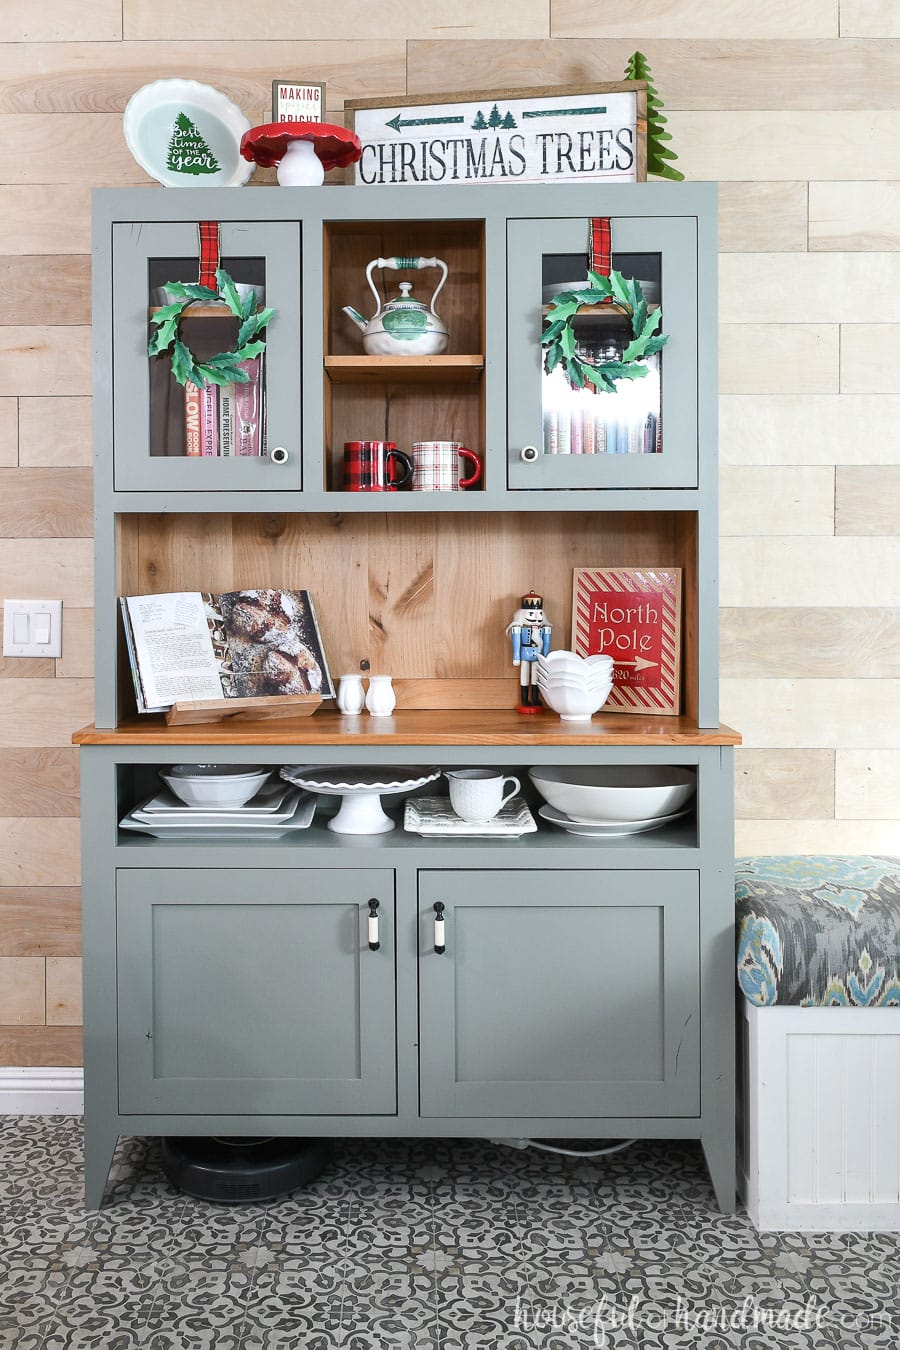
left=83, top=1120, right=119, bottom=1210
left=702, top=1129, right=737, bottom=1214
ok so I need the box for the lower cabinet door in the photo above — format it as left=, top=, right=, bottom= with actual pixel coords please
left=116, top=868, right=396, bottom=1115
left=418, top=869, right=699, bottom=1118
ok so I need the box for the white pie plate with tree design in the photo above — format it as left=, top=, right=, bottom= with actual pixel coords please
left=124, top=79, right=255, bottom=187
left=281, top=765, right=440, bottom=834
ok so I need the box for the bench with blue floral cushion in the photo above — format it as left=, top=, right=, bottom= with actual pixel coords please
left=735, top=855, right=900, bottom=1007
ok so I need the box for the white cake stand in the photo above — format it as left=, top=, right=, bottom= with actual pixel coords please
left=280, top=765, right=440, bottom=834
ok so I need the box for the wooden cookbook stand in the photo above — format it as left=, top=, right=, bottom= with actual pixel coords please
left=164, top=693, right=322, bottom=727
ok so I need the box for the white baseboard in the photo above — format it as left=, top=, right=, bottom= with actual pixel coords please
left=0, top=1067, right=83, bottom=1115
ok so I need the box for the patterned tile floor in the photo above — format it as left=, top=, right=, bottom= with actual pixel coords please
left=0, top=1118, right=898, bottom=1349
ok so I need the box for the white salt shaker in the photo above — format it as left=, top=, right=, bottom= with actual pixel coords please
left=365, top=674, right=396, bottom=717
left=336, top=673, right=366, bottom=715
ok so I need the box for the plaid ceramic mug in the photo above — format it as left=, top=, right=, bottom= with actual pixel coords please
left=411, top=441, right=482, bottom=491
left=343, top=441, right=413, bottom=492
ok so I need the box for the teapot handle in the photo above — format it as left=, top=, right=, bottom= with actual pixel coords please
left=365, top=256, right=449, bottom=316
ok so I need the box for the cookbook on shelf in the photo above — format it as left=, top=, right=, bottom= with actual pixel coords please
left=120, top=587, right=334, bottom=714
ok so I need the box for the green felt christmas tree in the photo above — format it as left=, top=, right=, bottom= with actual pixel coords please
left=624, top=50, right=683, bottom=181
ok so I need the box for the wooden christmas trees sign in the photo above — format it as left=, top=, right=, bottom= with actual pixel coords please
left=572, top=567, right=682, bottom=714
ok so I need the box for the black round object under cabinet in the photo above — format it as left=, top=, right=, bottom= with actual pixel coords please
left=161, top=1136, right=330, bottom=1204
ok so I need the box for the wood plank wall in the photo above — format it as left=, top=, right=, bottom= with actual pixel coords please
left=0, top=2, right=898, bottom=1065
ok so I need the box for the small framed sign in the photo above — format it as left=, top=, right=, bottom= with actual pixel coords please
left=346, top=83, right=646, bottom=187
left=271, top=81, right=325, bottom=124
left=572, top=567, right=681, bottom=715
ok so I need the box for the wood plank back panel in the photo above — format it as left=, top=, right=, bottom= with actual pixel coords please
left=118, top=510, right=685, bottom=703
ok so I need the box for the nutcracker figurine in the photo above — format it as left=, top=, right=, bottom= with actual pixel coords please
left=506, top=591, right=552, bottom=712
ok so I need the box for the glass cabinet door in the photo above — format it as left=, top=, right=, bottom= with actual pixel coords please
left=111, top=221, right=302, bottom=492
left=507, top=215, right=698, bottom=490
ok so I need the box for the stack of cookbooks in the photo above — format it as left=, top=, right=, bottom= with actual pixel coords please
left=183, top=355, right=263, bottom=457
left=149, top=297, right=265, bottom=458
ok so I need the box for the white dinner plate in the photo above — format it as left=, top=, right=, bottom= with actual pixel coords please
left=120, top=791, right=315, bottom=838
left=538, top=804, right=691, bottom=837
left=135, top=781, right=293, bottom=821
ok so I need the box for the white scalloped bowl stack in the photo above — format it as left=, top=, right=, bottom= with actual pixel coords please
left=535, top=650, right=614, bottom=721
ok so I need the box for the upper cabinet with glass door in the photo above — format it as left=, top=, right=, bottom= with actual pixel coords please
left=111, top=220, right=302, bottom=492
left=507, top=212, right=699, bottom=490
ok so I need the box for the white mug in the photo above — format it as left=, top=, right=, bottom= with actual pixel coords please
left=411, top=441, right=482, bottom=492
left=445, top=769, right=520, bottom=823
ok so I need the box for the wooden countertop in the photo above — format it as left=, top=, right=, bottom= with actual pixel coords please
left=73, top=708, right=741, bottom=747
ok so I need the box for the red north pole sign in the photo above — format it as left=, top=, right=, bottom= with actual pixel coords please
left=571, top=567, right=682, bottom=714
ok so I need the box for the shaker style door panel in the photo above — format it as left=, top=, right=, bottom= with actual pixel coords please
left=116, top=868, right=396, bottom=1115
left=111, top=221, right=302, bottom=492
left=418, top=869, right=699, bottom=1118
left=507, top=215, right=698, bottom=490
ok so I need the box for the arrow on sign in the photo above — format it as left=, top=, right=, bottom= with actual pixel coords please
left=614, top=656, right=658, bottom=671
left=385, top=113, right=465, bottom=133
left=521, top=105, right=608, bottom=119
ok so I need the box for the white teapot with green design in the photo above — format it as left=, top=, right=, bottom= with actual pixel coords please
left=343, top=256, right=449, bottom=356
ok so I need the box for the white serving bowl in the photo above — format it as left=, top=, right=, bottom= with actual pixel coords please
left=528, top=766, right=697, bottom=821
left=537, top=680, right=613, bottom=703
left=538, top=650, right=613, bottom=672
left=160, top=765, right=271, bottom=809
left=536, top=670, right=614, bottom=692
left=538, top=686, right=613, bottom=712
left=166, top=764, right=267, bottom=779
left=538, top=683, right=612, bottom=721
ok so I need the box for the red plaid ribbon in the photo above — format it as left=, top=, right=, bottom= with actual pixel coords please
left=198, top=221, right=220, bottom=290
left=589, top=217, right=611, bottom=278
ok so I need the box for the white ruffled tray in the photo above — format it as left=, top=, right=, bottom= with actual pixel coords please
left=404, top=796, right=537, bottom=837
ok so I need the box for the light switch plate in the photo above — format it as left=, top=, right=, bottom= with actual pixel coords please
left=3, top=599, right=63, bottom=658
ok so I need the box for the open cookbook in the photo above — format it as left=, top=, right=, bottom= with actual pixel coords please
left=120, top=588, right=334, bottom=714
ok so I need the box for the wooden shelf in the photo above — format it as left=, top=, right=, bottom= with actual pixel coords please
left=149, top=305, right=240, bottom=318
left=540, top=303, right=660, bottom=317
left=74, top=708, right=741, bottom=748
left=324, top=355, right=484, bottom=384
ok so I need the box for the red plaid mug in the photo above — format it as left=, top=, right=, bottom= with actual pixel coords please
left=411, top=441, right=482, bottom=492
left=343, top=440, right=413, bottom=492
